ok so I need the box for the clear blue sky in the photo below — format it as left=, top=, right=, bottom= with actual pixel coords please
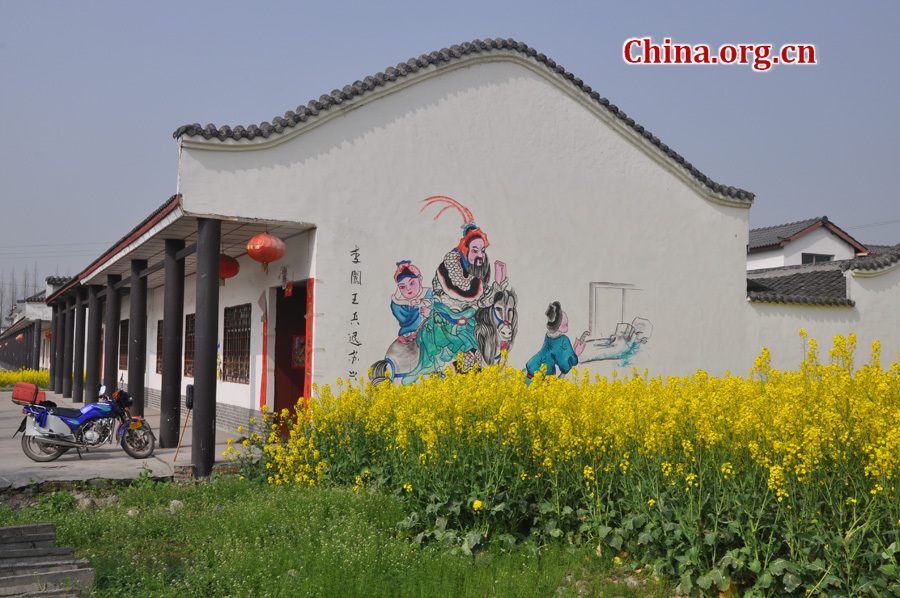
left=1, top=0, right=898, bottom=285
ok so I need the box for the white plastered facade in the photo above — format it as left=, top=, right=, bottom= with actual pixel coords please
left=176, top=52, right=752, bottom=387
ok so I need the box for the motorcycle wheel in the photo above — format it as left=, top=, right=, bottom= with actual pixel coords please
left=121, top=423, right=155, bottom=459
left=21, top=435, right=68, bottom=462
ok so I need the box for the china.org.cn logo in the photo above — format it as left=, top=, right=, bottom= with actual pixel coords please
left=624, top=38, right=816, bottom=72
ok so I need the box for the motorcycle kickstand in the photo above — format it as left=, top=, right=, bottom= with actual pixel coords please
left=76, top=447, right=84, bottom=460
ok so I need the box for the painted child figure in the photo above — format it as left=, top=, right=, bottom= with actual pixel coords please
left=525, top=302, right=588, bottom=383
left=391, top=261, right=433, bottom=343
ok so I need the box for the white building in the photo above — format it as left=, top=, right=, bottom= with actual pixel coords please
left=41, top=39, right=900, bottom=475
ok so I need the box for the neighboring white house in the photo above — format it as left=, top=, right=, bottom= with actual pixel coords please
left=747, top=216, right=869, bottom=271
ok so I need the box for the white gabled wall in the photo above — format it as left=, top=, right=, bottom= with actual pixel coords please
left=177, top=55, right=751, bottom=386
left=783, top=227, right=857, bottom=266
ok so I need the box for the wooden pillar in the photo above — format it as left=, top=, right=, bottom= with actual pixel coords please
left=160, top=239, right=186, bottom=448
left=62, top=297, right=75, bottom=398
left=31, top=320, right=42, bottom=371
left=48, top=304, right=59, bottom=391
left=72, top=289, right=87, bottom=403
left=128, top=260, right=148, bottom=417
left=103, top=275, right=121, bottom=392
left=193, top=218, right=220, bottom=477
left=85, top=286, right=103, bottom=403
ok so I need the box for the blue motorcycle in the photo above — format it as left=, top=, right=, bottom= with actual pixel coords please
left=15, top=386, right=156, bottom=462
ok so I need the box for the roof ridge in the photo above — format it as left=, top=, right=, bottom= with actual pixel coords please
left=749, top=216, right=822, bottom=233
left=172, top=37, right=753, bottom=202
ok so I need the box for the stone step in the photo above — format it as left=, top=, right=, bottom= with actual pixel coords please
left=0, top=547, right=75, bottom=567
left=0, top=560, right=81, bottom=577
left=21, top=590, right=83, bottom=598
left=0, top=564, right=94, bottom=597
left=0, top=524, right=56, bottom=546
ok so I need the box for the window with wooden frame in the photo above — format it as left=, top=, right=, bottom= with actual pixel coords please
left=184, top=313, right=195, bottom=378
left=118, top=320, right=129, bottom=370
left=223, top=304, right=252, bottom=384
left=155, top=320, right=164, bottom=374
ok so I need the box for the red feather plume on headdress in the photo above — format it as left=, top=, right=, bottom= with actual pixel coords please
left=420, top=196, right=489, bottom=253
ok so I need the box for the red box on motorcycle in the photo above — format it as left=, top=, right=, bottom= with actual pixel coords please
left=10, top=381, right=45, bottom=406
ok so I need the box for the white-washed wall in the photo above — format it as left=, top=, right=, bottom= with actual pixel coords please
left=747, top=250, right=785, bottom=271
left=178, top=56, right=751, bottom=383
left=746, top=266, right=900, bottom=371
left=783, top=227, right=856, bottom=266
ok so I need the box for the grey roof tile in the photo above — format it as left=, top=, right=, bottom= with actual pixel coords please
left=747, top=266, right=854, bottom=307
left=173, top=38, right=753, bottom=202
left=845, top=243, right=900, bottom=271
left=862, top=244, right=896, bottom=254
left=749, top=217, right=821, bottom=250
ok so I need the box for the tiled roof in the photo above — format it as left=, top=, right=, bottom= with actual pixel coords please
left=861, top=244, right=896, bottom=255
left=749, top=216, right=867, bottom=253
left=45, top=276, right=74, bottom=286
left=46, top=195, right=181, bottom=304
left=173, top=38, right=753, bottom=203
left=747, top=266, right=854, bottom=307
left=749, top=217, right=821, bottom=250
left=845, top=243, right=900, bottom=272
left=24, top=290, right=46, bottom=303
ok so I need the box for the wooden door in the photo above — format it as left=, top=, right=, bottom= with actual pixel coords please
left=274, top=282, right=308, bottom=419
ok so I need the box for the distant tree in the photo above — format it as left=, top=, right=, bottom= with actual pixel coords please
left=32, top=262, right=40, bottom=297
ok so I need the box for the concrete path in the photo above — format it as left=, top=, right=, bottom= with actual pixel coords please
left=0, top=390, right=235, bottom=491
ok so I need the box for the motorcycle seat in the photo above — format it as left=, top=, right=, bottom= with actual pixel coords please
left=49, top=406, right=83, bottom=418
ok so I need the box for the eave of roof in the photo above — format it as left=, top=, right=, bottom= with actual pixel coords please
left=173, top=37, right=753, bottom=203
left=747, top=292, right=855, bottom=307
left=46, top=195, right=182, bottom=304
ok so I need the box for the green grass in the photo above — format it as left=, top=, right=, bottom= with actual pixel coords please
left=0, top=478, right=671, bottom=598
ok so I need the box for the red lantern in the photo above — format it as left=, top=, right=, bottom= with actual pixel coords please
left=246, top=233, right=285, bottom=272
left=219, top=255, right=240, bottom=286
left=15, top=334, right=23, bottom=343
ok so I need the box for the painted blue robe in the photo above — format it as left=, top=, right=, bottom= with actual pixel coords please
left=525, top=334, right=578, bottom=381
left=391, top=289, right=433, bottom=338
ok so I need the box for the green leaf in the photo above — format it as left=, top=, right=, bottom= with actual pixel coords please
left=549, top=528, right=562, bottom=538
left=597, top=525, right=612, bottom=539
left=638, top=532, right=653, bottom=545
left=679, top=573, right=694, bottom=595
left=757, top=572, right=773, bottom=589
left=538, top=501, right=553, bottom=514
left=879, top=564, right=897, bottom=577
left=704, top=531, right=718, bottom=546
left=749, top=559, right=762, bottom=574
left=491, top=502, right=507, bottom=513
left=783, top=572, right=801, bottom=593
left=697, top=574, right=713, bottom=590
left=711, top=568, right=730, bottom=591
left=561, top=506, right=573, bottom=516
left=769, top=558, right=793, bottom=576
left=579, top=523, right=592, bottom=533
left=608, top=534, right=623, bottom=550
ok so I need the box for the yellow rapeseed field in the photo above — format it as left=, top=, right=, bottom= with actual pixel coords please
left=233, top=333, right=900, bottom=594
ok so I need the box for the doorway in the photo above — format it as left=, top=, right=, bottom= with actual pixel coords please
left=274, top=282, right=309, bottom=419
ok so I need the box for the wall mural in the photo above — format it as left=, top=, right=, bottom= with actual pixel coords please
left=371, top=197, right=517, bottom=385
left=370, top=198, right=652, bottom=386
